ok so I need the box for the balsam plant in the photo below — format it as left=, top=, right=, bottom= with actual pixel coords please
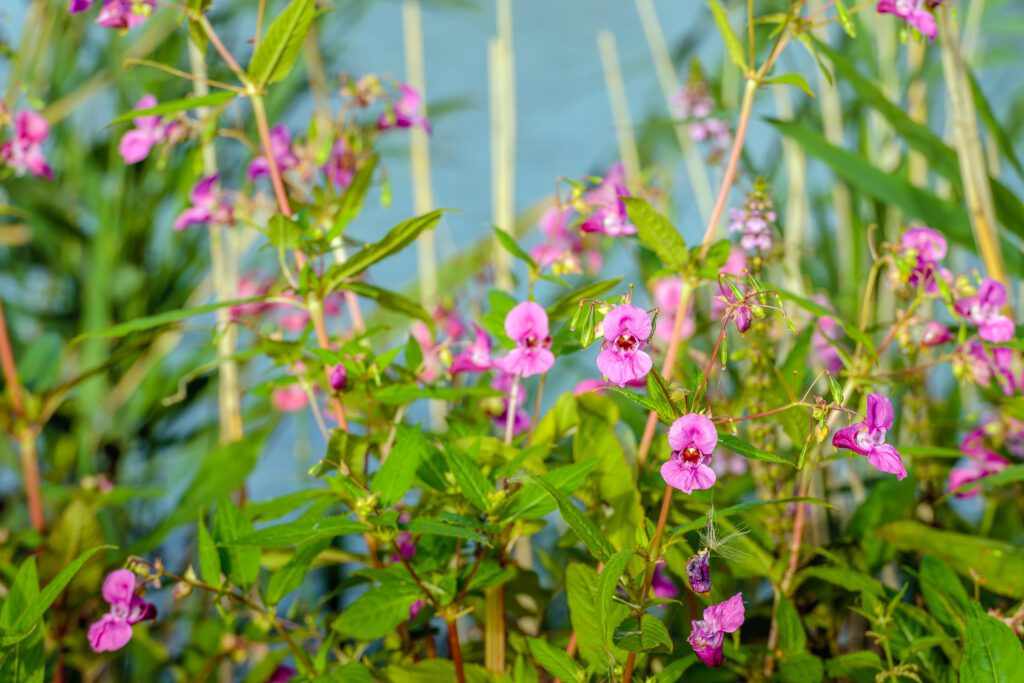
left=1, top=0, right=1023, bottom=682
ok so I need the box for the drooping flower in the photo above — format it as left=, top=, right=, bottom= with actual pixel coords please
left=948, top=425, right=1009, bottom=498
left=68, top=0, right=95, bottom=12
left=118, top=95, right=172, bottom=164
left=494, top=302, right=554, bottom=377
left=955, top=278, right=1015, bottom=343
left=96, top=0, right=156, bottom=30
left=661, top=413, right=718, bottom=494
left=687, top=592, right=745, bottom=668
left=686, top=549, right=711, bottom=594
left=596, top=304, right=653, bottom=387
left=651, top=560, right=679, bottom=600
left=174, top=175, right=234, bottom=230
left=876, top=0, right=938, bottom=42
left=450, top=324, right=494, bottom=374
left=1, top=110, right=52, bottom=180
left=832, top=393, right=907, bottom=480
left=378, top=83, right=431, bottom=133
left=88, top=570, right=156, bottom=653
left=651, top=277, right=695, bottom=342
left=729, top=181, right=776, bottom=253
left=580, top=163, right=637, bottom=237
left=898, top=227, right=950, bottom=292
left=248, top=124, right=299, bottom=181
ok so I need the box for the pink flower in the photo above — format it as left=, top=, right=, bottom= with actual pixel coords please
left=573, top=378, right=610, bottom=395
left=272, top=385, right=308, bottom=413
left=451, top=324, right=493, bottom=374
left=728, top=193, right=776, bottom=253
left=378, top=83, right=431, bottom=133
left=88, top=570, right=156, bottom=653
left=948, top=426, right=1009, bottom=498
left=832, top=393, right=907, bottom=480
left=119, top=95, right=169, bottom=164
left=96, top=0, right=155, bottom=30
left=811, top=295, right=844, bottom=375
left=661, top=414, right=718, bottom=494
left=1, top=110, right=52, bottom=180
left=686, top=549, right=711, bottom=594
left=898, top=227, right=951, bottom=292
left=596, top=304, right=653, bottom=387
left=651, top=277, right=695, bottom=342
left=580, top=163, right=636, bottom=237
left=329, top=363, right=348, bottom=392
left=248, top=124, right=299, bottom=181
left=961, top=342, right=1017, bottom=395
left=174, top=175, right=234, bottom=230
left=411, top=321, right=443, bottom=382
left=268, top=666, right=296, bottom=683
left=688, top=592, right=745, bottom=667
left=877, top=0, right=937, bottom=41
left=324, top=139, right=356, bottom=189
left=920, top=320, right=953, bottom=347
left=671, top=82, right=730, bottom=154
left=491, top=372, right=530, bottom=434
left=531, top=205, right=598, bottom=273
left=651, top=560, right=678, bottom=600
left=494, top=302, right=555, bottom=377
left=955, top=278, right=1015, bottom=343
left=69, top=0, right=95, bottom=12
left=229, top=275, right=273, bottom=319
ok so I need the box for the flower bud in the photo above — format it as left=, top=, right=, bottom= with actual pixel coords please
left=686, top=549, right=712, bottom=594
left=329, top=363, right=347, bottom=391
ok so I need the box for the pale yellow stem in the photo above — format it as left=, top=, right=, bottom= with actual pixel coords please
left=489, top=0, right=516, bottom=291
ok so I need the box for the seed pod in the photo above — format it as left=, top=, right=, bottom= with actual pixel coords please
left=686, top=549, right=712, bottom=594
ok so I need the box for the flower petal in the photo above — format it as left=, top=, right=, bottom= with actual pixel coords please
left=102, top=569, right=136, bottom=606
left=865, top=393, right=894, bottom=431
left=88, top=614, right=133, bottom=653
left=668, top=413, right=718, bottom=454
left=832, top=424, right=867, bottom=455
left=660, top=459, right=716, bottom=494
left=704, top=592, right=745, bottom=633
left=504, top=301, right=549, bottom=344
left=867, top=443, right=907, bottom=481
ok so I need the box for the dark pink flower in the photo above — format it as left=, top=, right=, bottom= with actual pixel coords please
left=378, top=83, right=431, bottom=133
left=948, top=426, right=1009, bottom=498
left=651, top=277, right=695, bottom=342
left=324, top=138, right=356, bottom=189
left=69, top=0, right=95, bottom=12
left=88, top=570, right=156, bottom=653
left=229, top=275, right=273, bottom=319
left=877, top=0, right=937, bottom=41
left=494, top=302, right=554, bottom=377
left=118, top=95, right=170, bottom=164
left=955, top=278, right=1015, bottom=343
left=686, top=549, right=711, bottom=594
left=688, top=592, right=745, bottom=667
left=961, top=342, right=1017, bottom=395
left=920, top=320, right=952, bottom=347
left=651, top=560, right=678, bottom=600
left=1, top=110, right=52, bottom=180
left=329, top=363, right=348, bottom=392
left=897, top=227, right=951, bottom=293
left=174, top=175, right=234, bottom=230
left=248, top=124, right=299, bottom=181
left=580, top=163, right=636, bottom=237
left=267, top=665, right=296, bottom=683
left=596, top=304, right=652, bottom=387
left=96, top=0, right=155, bottom=30
left=661, top=414, right=717, bottom=494
left=451, top=324, right=493, bottom=374
left=833, top=393, right=907, bottom=480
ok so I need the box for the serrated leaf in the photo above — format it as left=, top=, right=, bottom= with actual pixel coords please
left=329, top=209, right=446, bottom=282
left=708, top=0, right=748, bottom=72
left=108, top=92, right=235, bottom=125
left=528, top=638, right=582, bottom=682
left=446, top=444, right=492, bottom=511
left=331, top=584, right=420, bottom=640
left=248, top=0, right=316, bottom=86
left=227, top=516, right=368, bottom=548
left=265, top=538, right=330, bottom=605
left=213, top=499, right=261, bottom=588
left=597, top=550, right=633, bottom=654
left=566, top=564, right=606, bottom=670
left=718, top=433, right=794, bottom=466
left=961, top=602, right=1024, bottom=682
left=403, top=518, right=487, bottom=543
left=623, top=197, right=687, bottom=271
left=612, top=614, right=673, bottom=653
left=531, top=475, right=615, bottom=562
left=197, top=517, right=222, bottom=586
left=339, top=282, right=432, bottom=326
left=371, top=425, right=428, bottom=508
left=776, top=595, right=807, bottom=653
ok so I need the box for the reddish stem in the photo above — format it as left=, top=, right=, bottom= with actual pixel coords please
left=446, top=618, right=467, bottom=683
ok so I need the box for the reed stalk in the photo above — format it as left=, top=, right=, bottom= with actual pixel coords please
left=597, top=30, right=642, bottom=192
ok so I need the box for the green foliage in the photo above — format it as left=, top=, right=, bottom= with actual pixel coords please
left=248, top=0, right=317, bottom=86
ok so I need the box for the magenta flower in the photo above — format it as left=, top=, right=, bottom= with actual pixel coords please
left=833, top=393, right=907, bottom=480
left=272, top=385, right=308, bottom=413
left=596, top=304, right=653, bottom=387
left=961, top=342, right=1017, bottom=395
left=329, top=363, right=348, bottom=392
left=324, top=139, right=356, bottom=189
left=229, top=275, right=273, bottom=320
left=955, top=278, right=1015, bottom=343
left=69, top=0, right=95, bottom=11
left=877, top=0, right=937, bottom=41
left=686, top=549, right=711, bottom=594
left=119, top=95, right=169, bottom=165
left=378, top=83, right=431, bottom=133
left=898, top=227, right=950, bottom=292
left=1, top=110, right=52, bottom=180
left=268, top=666, right=296, bottom=683
left=948, top=426, right=1009, bottom=498
left=651, top=560, right=678, bottom=600
left=920, top=320, right=953, bottom=347
left=88, top=570, right=156, bottom=653
left=494, top=302, right=554, bottom=377
left=96, top=0, right=155, bottom=30
left=661, top=414, right=718, bottom=494
left=580, top=163, right=636, bottom=237
left=687, top=592, right=745, bottom=668
left=651, top=277, right=695, bottom=342
left=248, top=124, right=299, bottom=181
left=451, top=324, right=494, bottom=374
left=174, top=175, right=234, bottom=231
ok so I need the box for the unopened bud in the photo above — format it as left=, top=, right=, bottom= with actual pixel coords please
left=329, top=363, right=348, bottom=391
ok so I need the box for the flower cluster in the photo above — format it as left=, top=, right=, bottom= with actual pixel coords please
left=833, top=393, right=907, bottom=480
left=671, top=74, right=730, bottom=158
left=119, top=95, right=182, bottom=165
left=1, top=108, right=52, bottom=180
left=69, top=0, right=156, bottom=30
left=728, top=180, right=776, bottom=253
left=579, top=163, right=637, bottom=237
left=876, top=0, right=941, bottom=42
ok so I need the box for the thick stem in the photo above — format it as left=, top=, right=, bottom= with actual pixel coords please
left=446, top=618, right=467, bottom=683
left=504, top=374, right=520, bottom=445
left=484, top=584, right=506, bottom=674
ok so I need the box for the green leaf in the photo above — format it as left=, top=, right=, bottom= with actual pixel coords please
left=212, top=498, right=261, bottom=589
left=608, top=386, right=675, bottom=424
left=331, top=584, right=421, bottom=640
left=70, top=297, right=266, bottom=344
left=197, top=517, right=222, bottom=586
left=777, top=652, right=824, bottom=683
left=17, top=331, right=61, bottom=393
left=374, top=384, right=504, bottom=405
left=718, top=433, right=794, bottom=466
left=385, top=660, right=495, bottom=683
left=708, top=0, right=748, bottom=72
left=566, top=564, right=606, bottom=670
left=493, top=225, right=538, bottom=270
left=763, top=73, right=815, bottom=98
left=329, top=209, right=446, bottom=282
left=776, top=595, right=807, bottom=653
left=446, top=445, right=492, bottom=512
left=597, top=550, right=633, bottom=654
left=528, top=637, right=582, bottom=682
left=898, top=445, right=965, bottom=459
left=825, top=651, right=883, bottom=681
left=227, top=516, right=368, bottom=548
left=622, top=197, right=688, bottom=271
left=548, top=278, right=622, bottom=320
left=778, top=289, right=875, bottom=352
left=265, top=538, right=330, bottom=605
left=531, top=475, right=616, bottom=562
left=338, top=282, right=432, bottom=326
left=828, top=375, right=843, bottom=406
left=371, top=425, right=428, bottom=508
left=834, top=0, right=856, bottom=38
left=11, top=546, right=109, bottom=635
left=0, top=557, right=39, bottom=633
left=875, top=521, right=1024, bottom=597
left=247, top=0, right=316, bottom=86
left=267, top=213, right=303, bottom=249
left=403, top=518, right=487, bottom=543
left=108, top=92, right=235, bottom=125
left=328, top=154, right=379, bottom=239
left=960, top=602, right=1024, bottom=683
left=919, top=555, right=970, bottom=634
left=792, top=566, right=885, bottom=597
left=613, top=614, right=674, bottom=653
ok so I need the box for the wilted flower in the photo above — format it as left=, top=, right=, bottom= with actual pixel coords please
left=596, top=304, right=653, bottom=387
left=174, top=175, right=234, bottom=230
left=1, top=110, right=52, bottom=180
left=651, top=560, right=678, bottom=600
left=248, top=124, right=299, bottom=181
left=450, top=324, right=493, bottom=374
left=729, top=180, right=776, bottom=253
left=686, top=549, right=711, bottom=594
left=687, top=592, right=745, bottom=667
left=378, top=83, right=431, bottom=133
left=876, top=0, right=938, bottom=42
left=955, top=278, right=1015, bottom=343
left=833, top=393, right=907, bottom=480
left=661, top=413, right=718, bottom=494
left=494, top=302, right=554, bottom=377
left=88, top=570, right=157, bottom=653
